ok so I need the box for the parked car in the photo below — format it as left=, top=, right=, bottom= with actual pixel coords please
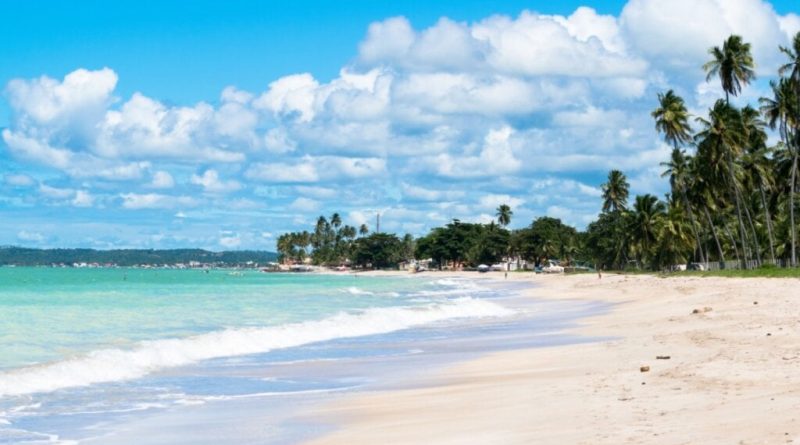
left=541, top=261, right=564, bottom=274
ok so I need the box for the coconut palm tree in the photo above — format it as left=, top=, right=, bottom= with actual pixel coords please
left=496, top=204, right=513, bottom=227
left=779, top=32, right=800, bottom=93
left=359, top=224, right=369, bottom=236
left=601, top=170, right=630, bottom=213
left=653, top=90, right=705, bottom=265
left=330, top=213, right=342, bottom=229
left=629, top=194, right=666, bottom=268
left=703, top=35, right=756, bottom=104
left=652, top=90, right=694, bottom=147
left=761, top=78, right=799, bottom=266
left=696, top=100, right=751, bottom=268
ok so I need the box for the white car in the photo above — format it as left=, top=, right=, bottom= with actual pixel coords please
left=541, top=262, right=564, bottom=274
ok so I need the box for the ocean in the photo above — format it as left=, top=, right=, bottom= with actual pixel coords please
left=0, top=268, right=607, bottom=444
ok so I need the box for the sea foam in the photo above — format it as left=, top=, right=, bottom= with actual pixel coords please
left=0, top=298, right=512, bottom=397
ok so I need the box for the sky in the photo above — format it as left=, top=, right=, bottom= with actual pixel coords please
left=1, top=0, right=798, bottom=250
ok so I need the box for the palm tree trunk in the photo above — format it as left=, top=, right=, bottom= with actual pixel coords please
left=723, top=223, right=741, bottom=266
left=791, top=152, right=798, bottom=267
left=704, top=207, right=726, bottom=266
left=728, top=154, right=750, bottom=269
left=738, top=186, right=762, bottom=266
left=681, top=187, right=705, bottom=265
left=759, top=184, right=777, bottom=264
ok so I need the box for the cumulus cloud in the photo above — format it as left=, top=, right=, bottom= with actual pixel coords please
left=620, top=0, right=793, bottom=73
left=426, top=126, right=521, bottom=178
left=3, top=0, right=797, bottom=243
left=190, top=169, right=241, bottom=194
left=150, top=171, right=175, bottom=189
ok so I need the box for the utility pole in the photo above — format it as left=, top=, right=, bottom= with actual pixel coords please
left=376, top=213, right=380, bottom=233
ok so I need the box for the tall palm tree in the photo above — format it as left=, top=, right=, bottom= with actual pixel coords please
left=359, top=224, right=369, bottom=236
left=703, top=35, right=756, bottom=104
left=601, top=170, right=630, bottom=213
left=496, top=204, right=513, bottom=227
left=761, top=78, right=799, bottom=266
left=653, top=90, right=705, bottom=265
left=695, top=100, right=750, bottom=268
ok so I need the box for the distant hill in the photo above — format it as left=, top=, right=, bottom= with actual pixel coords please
left=0, top=247, right=278, bottom=267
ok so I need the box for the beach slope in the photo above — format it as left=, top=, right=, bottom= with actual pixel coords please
left=307, top=273, right=800, bottom=444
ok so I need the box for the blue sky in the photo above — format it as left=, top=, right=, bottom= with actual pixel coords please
left=1, top=0, right=798, bottom=250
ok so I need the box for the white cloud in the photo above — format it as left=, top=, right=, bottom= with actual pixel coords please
left=190, top=169, right=241, bottom=194
left=427, top=126, right=520, bottom=178
left=620, top=0, right=793, bottom=73
left=219, top=234, right=241, bottom=249
left=5, top=67, right=117, bottom=126
left=150, top=171, right=175, bottom=189
left=3, top=174, right=34, bottom=187
left=39, top=184, right=74, bottom=199
left=289, top=197, right=321, bottom=212
left=254, top=73, right=319, bottom=122
left=72, top=190, right=94, bottom=207
left=17, top=230, right=45, bottom=242
left=246, top=156, right=385, bottom=183
left=120, top=193, right=198, bottom=209
left=401, top=183, right=465, bottom=201
left=245, top=161, right=320, bottom=183
left=477, top=194, right=525, bottom=211
left=295, top=185, right=338, bottom=199
left=779, top=13, right=800, bottom=40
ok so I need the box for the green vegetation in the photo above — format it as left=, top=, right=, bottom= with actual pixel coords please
left=673, top=265, right=800, bottom=279
left=280, top=33, right=800, bottom=273
left=0, top=247, right=277, bottom=267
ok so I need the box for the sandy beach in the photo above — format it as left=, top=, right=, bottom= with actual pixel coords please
left=306, top=272, right=800, bottom=444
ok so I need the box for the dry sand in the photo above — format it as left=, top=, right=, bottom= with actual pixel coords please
left=305, top=272, right=800, bottom=445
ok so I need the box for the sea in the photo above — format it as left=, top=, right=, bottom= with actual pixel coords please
left=0, top=267, right=608, bottom=444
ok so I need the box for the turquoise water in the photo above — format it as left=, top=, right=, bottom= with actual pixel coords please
left=0, top=268, right=438, bottom=370
left=0, top=267, right=533, bottom=443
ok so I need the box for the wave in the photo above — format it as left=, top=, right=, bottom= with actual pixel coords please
left=0, top=298, right=512, bottom=397
left=343, top=286, right=374, bottom=295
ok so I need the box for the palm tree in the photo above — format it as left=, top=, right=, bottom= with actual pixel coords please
left=652, top=90, right=694, bottom=147
left=779, top=32, right=800, bottom=93
left=653, top=90, right=705, bottom=265
left=703, top=35, right=756, bottom=104
left=696, top=100, right=751, bottom=268
left=330, top=213, right=342, bottom=229
left=629, top=194, right=666, bottom=268
left=359, top=224, right=369, bottom=236
left=496, top=204, right=513, bottom=227
left=761, top=78, right=799, bottom=266
left=601, top=170, right=630, bottom=213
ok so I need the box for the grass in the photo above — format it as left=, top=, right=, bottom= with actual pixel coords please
left=669, top=265, right=800, bottom=279
left=597, top=265, right=800, bottom=278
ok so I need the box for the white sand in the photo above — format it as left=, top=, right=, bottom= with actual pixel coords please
left=305, top=272, right=800, bottom=444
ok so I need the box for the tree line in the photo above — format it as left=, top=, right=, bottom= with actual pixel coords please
left=278, top=33, right=800, bottom=272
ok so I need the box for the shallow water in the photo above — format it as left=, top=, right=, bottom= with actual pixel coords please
left=0, top=268, right=608, bottom=444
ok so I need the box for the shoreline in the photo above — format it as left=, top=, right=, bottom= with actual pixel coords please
left=304, top=271, right=800, bottom=444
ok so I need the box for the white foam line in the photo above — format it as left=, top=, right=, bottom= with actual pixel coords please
left=0, top=298, right=512, bottom=397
